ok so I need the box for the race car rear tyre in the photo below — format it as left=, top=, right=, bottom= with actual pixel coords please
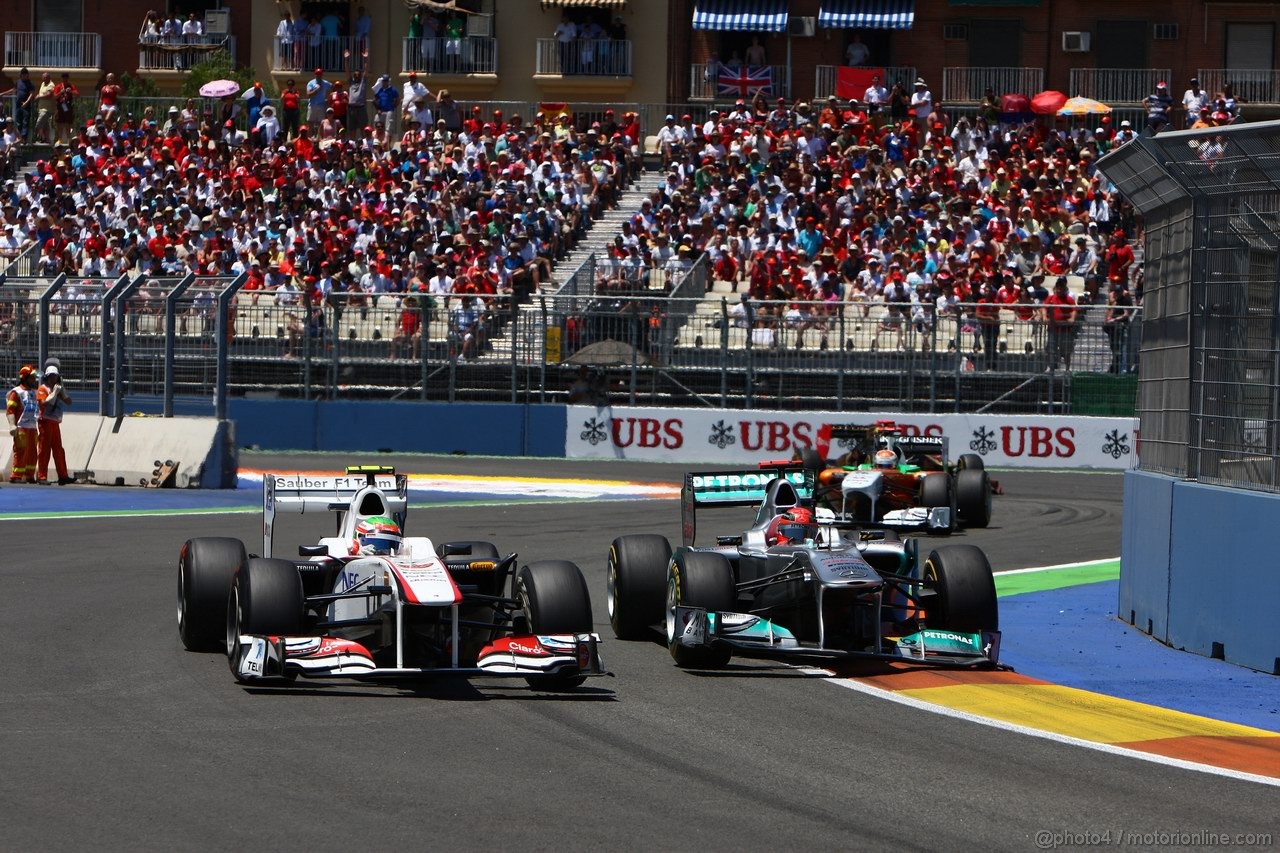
left=226, top=558, right=305, bottom=668
left=957, top=453, right=985, bottom=472
left=666, top=551, right=735, bottom=669
left=955, top=469, right=992, bottom=528
left=517, top=561, right=594, bottom=690
left=919, top=472, right=955, bottom=535
left=798, top=448, right=826, bottom=473
left=607, top=534, right=672, bottom=640
left=923, top=546, right=998, bottom=634
left=178, top=537, right=247, bottom=652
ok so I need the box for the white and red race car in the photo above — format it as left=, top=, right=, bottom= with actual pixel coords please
left=177, top=466, right=607, bottom=690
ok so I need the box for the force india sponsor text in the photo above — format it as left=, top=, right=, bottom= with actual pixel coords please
left=566, top=406, right=1137, bottom=469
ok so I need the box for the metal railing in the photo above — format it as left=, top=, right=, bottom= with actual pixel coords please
left=401, top=36, right=498, bottom=75
left=3, top=32, right=102, bottom=69
left=138, top=35, right=234, bottom=71
left=1068, top=68, right=1171, bottom=104
left=1197, top=69, right=1280, bottom=105
left=942, top=67, right=1045, bottom=103
left=273, top=35, right=357, bottom=73
left=535, top=39, right=632, bottom=77
left=690, top=64, right=791, bottom=101
left=813, top=66, right=917, bottom=101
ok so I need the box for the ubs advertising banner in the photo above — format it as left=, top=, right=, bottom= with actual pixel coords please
left=564, top=406, right=1138, bottom=469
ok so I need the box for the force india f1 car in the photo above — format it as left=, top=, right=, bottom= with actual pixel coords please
left=605, top=467, right=1001, bottom=669
left=176, top=467, right=607, bottom=690
left=777, top=421, right=997, bottom=534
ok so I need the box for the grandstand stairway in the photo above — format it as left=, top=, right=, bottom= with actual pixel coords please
left=547, top=170, right=666, bottom=290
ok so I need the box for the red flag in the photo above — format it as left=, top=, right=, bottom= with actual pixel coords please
left=836, top=66, right=886, bottom=101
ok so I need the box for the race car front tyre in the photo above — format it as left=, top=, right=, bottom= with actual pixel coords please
left=607, top=534, right=672, bottom=640
left=226, top=558, right=305, bottom=678
left=516, top=561, right=594, bottom=690
left=919, top=473, right=956, bottom=535
left=178, top=537, right=247, bottom=652
left=957, top=453, right=985, bottom=472
left=923, top=546, right=998, bottom=634
left=666, top=551, right=735, bottom=669
left=955, top=469, right=993, bottom=528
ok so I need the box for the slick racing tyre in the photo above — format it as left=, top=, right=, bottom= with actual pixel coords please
left=666, top=551, right=735, bottom=669
left=516, top=561, right=594, bottom=690
left=955, top=469, right=993, bottom=528
left=227, top=558, right=305, bottom=680
left=178, top=537, right=247, bottom=652
left=607, top=534, right=672, bottom=640
left=919, top=472, right=956, bottom=535
left=957, top=453, right=985, bottom=472
left=923, top=546, right=998, bottom=634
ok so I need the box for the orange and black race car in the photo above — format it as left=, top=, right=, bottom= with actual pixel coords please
left=765, top=421, right=1000, bottom=534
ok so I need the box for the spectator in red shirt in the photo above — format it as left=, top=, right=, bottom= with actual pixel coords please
left=1043, top=276, right=1078, bottom=369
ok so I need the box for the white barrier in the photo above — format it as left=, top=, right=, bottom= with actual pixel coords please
left=2, top=414, right=235, bottom=487
left=565, top=406, right=1139, bottom=469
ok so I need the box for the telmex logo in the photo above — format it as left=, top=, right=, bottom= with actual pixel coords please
left=692, top=472, right=805, bottom=488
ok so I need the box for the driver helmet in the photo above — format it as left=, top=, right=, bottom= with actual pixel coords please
left=874, top=449, right=897, bottom=469
left=766, top=507, right=818, bottom=546
left=354, top=515, right=402, bottom=555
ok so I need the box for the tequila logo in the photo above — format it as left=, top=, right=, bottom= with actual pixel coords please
left=708, top=419, right=736, bottom=449
left=580, top=417, right=608, bottom=446
left=1102, top=429, right=1130, bottom=459
left=970, top=426, right=997, bottom=455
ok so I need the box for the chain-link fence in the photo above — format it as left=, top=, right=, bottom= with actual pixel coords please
left=1100, top=120, right=1280, bottom=492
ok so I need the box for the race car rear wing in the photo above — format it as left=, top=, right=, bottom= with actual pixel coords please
left=264, top=467, right=409, bottom=558
left=681, top=468, right=814, bottom=546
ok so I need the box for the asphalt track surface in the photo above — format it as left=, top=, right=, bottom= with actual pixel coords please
left=4, top=461, right=1276, bottom=851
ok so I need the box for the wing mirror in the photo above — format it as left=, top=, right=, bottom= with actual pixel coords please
left=299, top=545, right=328, bottom=557
left=440, top=542, right=473, bottom=557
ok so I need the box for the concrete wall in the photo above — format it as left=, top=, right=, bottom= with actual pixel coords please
left=226, top=399, right=567, bottom=458
left=1121, top=469, right=1280, bottom=674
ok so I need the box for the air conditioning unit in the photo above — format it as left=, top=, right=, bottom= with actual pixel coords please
left=466, top=14, right=493, bottom=38
left=1153, top=23, right=1179, bottom=41
left=1062, top=31, right=1091, bottom=52
left=787, top=16, right=816, bottom=38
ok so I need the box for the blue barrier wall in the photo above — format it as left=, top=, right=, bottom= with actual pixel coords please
left=1122, top=470, right=1280, bottom=674
left=119, top=396, right=568, bottom=457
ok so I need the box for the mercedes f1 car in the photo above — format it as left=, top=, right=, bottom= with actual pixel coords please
left=777, top=421, right=996, bottom=534
left=605, top=467, right=1000, bottom=669
left=177, top=467, right=607, bottom=690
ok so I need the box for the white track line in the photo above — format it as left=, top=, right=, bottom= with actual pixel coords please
left=996, top=557, right=1120, bottom=576
left=828, top=674, right=1280, bottom=787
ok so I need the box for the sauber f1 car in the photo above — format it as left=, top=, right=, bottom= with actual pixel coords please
left=772, top=421, right=997, bottom=534
left=605, top=467, right=1000, bottom=669
left=177, top=467, right=607, bottom=690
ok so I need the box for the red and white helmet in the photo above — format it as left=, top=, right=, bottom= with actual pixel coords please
left=766, top=507, right=817, bottom=546
left=874, top=449, right=897, bottom=469
left=354, top=515, right=401, bottom=555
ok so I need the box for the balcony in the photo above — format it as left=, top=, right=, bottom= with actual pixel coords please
left=1068, top=69, right=1170, bottom=105
left=535, top=39, right=631, bottom=78
left=3, top=32, right=101, bottom=70
left=690, top=64, right=791, bottom=101
left=273, top=36, right=365, bottom=74
left=1197, top=69, right=1280, bottom=105
left=813, top=65, right=917, bottom=101
left=942, top=67, right=1044, bottom=103
left=401, top=36, right=497, bottom=75
left=139, top=35, right=234, bottom=72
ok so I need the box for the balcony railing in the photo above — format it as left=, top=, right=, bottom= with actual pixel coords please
left=1197, top=69, right=1280, bottom=105
left=273, top=35, right=360, bottom=73
left=1068, top=68, right=1170, bottom=104
left=400, top=36, right=497, bottom=75
left=138, top=35, right=234, bottom=71
left=813, top=65, right=917, bottom=101
left=943, top=67, right=1044, bottom=103
left=690, top=64, right=791, bottom=101
left=4, top=32, right=102, bottom=69
left=534, top=39, right=632, bottom=77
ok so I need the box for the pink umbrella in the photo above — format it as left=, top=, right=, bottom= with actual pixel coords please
left=1030, top=90, right=1068, bottom=115
left=199, top=79, right=240, bottom=98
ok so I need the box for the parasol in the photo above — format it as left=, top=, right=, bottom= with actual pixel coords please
left=199, top=79, right=240, bottom=98
left=999, top=92, right=1032, bottom=123
left=1057, top=96, right=1112, bottom=116
left=1030, top=90, right=1068, bottom=115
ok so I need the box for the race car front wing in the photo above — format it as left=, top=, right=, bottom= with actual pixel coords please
left=231, top=632, right=607, bottom=681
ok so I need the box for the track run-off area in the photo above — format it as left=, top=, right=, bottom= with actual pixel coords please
left=1, top=455, right=1276, bottom=851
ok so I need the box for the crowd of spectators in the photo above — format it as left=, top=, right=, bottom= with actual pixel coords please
left=634, top=87, right=1149, bottom=371
left=0, top=65, right=642, bottom=359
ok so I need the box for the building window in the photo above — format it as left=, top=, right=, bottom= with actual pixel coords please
left=1225, top=22, right=1275, bottom=69
left=34, top=0, right=83, bottom=33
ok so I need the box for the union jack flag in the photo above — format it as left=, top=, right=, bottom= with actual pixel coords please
left=715, top=63, right=773, bottom=99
